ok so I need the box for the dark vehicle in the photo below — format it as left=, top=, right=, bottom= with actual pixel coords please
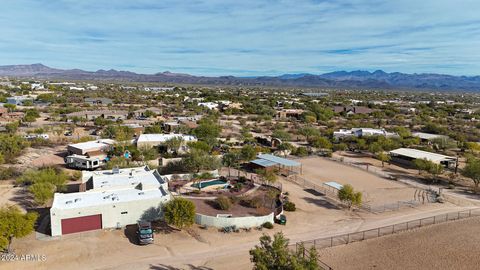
left=275, top=214, right=287, bottom=225
left=136, top=221, right=154, bottom=245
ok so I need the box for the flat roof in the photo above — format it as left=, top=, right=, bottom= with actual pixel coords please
left=412, top=132, right=448, bottom=140
left=257, top=154, right=301, bottom=167
left=51, top=187, right=167, bottom=210
left=389, top=148, right=456, bottom=163
left=137, top=133, right=196, bottom=143
left=68, top=139, right=115, bottom=151
left=324, top=181, right=343, bottom=190
left=91, top=168, right=164, bottom=190
left=250, top=159, right=277, bottom=167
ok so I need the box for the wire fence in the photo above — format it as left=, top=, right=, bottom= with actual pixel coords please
left=287, top=173, right=435, bottom=214
left=293, top=208, right=480, bottom=254
left=286, top=156, right=438, bottom=214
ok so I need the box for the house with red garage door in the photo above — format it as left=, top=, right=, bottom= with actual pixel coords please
left=50, top=166, right=171, bottom=236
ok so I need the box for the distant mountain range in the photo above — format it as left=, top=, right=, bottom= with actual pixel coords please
left=1, top=63, right=480, bottom=91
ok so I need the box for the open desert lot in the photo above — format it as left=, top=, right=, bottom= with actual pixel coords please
left=318, top=216, right=480, bottom=270
left=298, top=157, right=419, bottom=205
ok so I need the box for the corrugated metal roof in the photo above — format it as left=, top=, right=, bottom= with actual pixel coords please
left=257, top=154, right=301, bottom=167
left=389, top=148, right=455, bottom=163
left=250, top=159, right=277, bottom=167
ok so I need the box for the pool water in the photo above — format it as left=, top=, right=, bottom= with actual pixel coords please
left=191, top=179, right=227, bottom=189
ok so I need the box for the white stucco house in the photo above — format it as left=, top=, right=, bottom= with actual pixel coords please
left=50, top=166, right=171, bottom=236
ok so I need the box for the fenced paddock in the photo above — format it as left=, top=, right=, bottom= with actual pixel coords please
left=287, top=157, right=436, bottom=213
left=293, top=208, right=480, bottom=253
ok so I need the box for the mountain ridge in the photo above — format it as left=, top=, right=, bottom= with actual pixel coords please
left=1, top=63, right=479, bottom=91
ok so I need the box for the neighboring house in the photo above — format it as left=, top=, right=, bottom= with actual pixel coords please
left=301, top=92, right=329, bottom=97
left=334, top=128, right=398, bottom=139
left=144, top=87, right=175, bottom=92
left=67, top=139, right=116, bottom=156
left=7, top=96, right=34, bottom=106
left=276, top=109, right=304, bottom=119
left=69, top=86, right=85, bottom=91
left=333, top=106, right=373, bottom=115
left=66, top=110, right=129, bottom=120
left=30, top=83, right=44, bottom=90
left=136, top=133, right=197, bottom=150
left=198, top=102, right=219, bottom=110
left=412, top=132, right=449, bottom=142
left=134, top=107, right=163, bottom=118
left=84, top=97, right=113, bottom=105
left=50, top=166, right=171, bottom=236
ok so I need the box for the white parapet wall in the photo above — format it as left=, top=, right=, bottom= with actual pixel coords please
left=195, top=212, right=274, bottom=229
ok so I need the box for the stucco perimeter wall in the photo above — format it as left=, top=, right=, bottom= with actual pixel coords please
left=161, top=170, right=219, bottom=181
left=195, top=212, right=274, bottom=229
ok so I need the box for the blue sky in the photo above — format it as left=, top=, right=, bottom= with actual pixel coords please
left=1, top=0, right=480, bottom=76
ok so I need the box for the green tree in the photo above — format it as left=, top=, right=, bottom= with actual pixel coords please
left=272, top=129, right=292, bottom=141
left=222, top=151, right=240, bottom=177
left=308, top=136, right=332, bottom=149
left=182, top=149, right=221, bottom=173
left=163, top=198, right=195, bottom=229
left=299, top=127, right=320, bottom=141
left=294, top=146, right=309, bottom=157
left=338, top=184, right=362, bottom=209
left=240, top=144, right=257, bottom=161
left=164, top=137, right=184, bottom=154
left=3, top=103, right=16, bottom=112
left=144, top=123, right=163, bottom=134
left=250, top=232, right=320, bottom=270
left=0, top=134, right=27, bottom=163
left=0, top=206, right=38, bottom=251
left=193, top=118, right=221, bottom=145
left=277, top=142, right=294, bottom=157
left=29, top=182, right=56, bottom=205
left=377, top=152, right=391, bottom=167
left=414, top=158, right=443, bottom=183
left=256, top=169, right=277, bottom=185
left=462, top=157, right=480, bottom=193
left=17, top=168, right=68, bottom=205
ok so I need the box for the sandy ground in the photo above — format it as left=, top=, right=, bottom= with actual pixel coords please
left=318, top=216, right=480, bottom=270
left=298, top=157, right=418, bottom=205
left=15, top=145, right=66, bottom=168
left=2, top=173, right=471, bottom=270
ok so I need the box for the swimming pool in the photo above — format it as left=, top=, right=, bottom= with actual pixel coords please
left=191, top=179, right=227, bottom=189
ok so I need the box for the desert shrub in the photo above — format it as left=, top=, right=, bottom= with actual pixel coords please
left=215, top=195, right=232, bottom=210
left=229, top=196, right=240, bottom=204
left=262, top=222, right=273, bottom=229
left=242, top=197, right=262, bottom=209
left=164, top=198, right=196, bottom=229
left=70, top=171, right=82, bottom=181
left=238, top=176, right=248, bottom=183
left=233, top=182, right=243, bottom=191
left=0, top=167, right=20, bottom=180
left=294, top=146, right=308, bottom=157
left=283, top=201, right=296, bottom=212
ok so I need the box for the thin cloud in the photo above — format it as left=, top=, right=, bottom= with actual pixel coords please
left=0, top=0, right=479, bottom=76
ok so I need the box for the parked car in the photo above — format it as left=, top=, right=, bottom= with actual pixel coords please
left=136, top=221, right=154, bottom=245
left=275, top=214, right=287, bottom=225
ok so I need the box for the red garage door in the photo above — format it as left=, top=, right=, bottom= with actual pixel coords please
left=61, top=214, right=102, bottom=235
